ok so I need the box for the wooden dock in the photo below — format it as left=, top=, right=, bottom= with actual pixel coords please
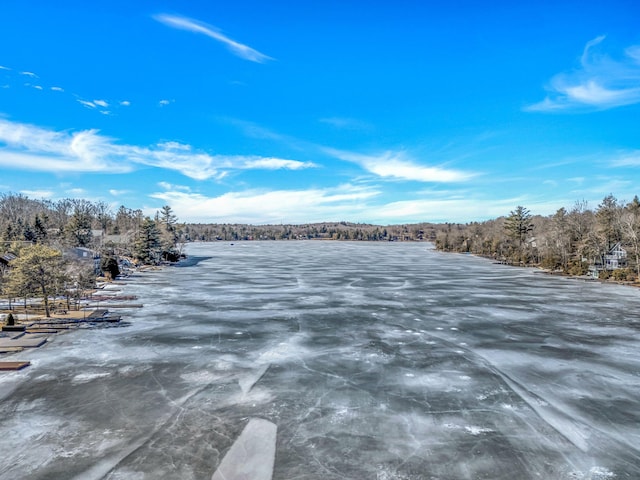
left=0, top=361, right=30, bottom=371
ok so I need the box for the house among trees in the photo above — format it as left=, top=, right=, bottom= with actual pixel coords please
left=0, top=252, right=17, bottom=267
left=66, top=247, right=101, bottom=275
left=605, top=242, right=627, bottom=270
left=590, top=242, right=628, bottom=278
left=91, top=229, right=133, bottom=247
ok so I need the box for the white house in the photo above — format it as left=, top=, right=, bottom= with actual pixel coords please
left=604, top=242, right=627, bottom=270
left=589, top=242, right=628, bottom=278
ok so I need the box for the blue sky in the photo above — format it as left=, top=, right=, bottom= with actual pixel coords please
left=1, top=0, right=639, bottom=224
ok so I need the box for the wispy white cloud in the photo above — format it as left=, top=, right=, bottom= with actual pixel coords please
left=526, top=36, right=640, bottom=112
left=127, top=144, right=316, bottom=180
left=76, top=97, right=118, bottom=114
left=66, top=188, right=87, bottom=196
left=154, top=14, right=273, bottom=63
left=226, top=118, right=294, bottom=143
left=372, top=197, right=524, bottom=223
left=610, top=149, right=640, bottom=167
left=241, top=157, right=317, bottom=170
left=149, top=184, right=379, bottom=224
left=19, top=189, right=54, bottom=199
left=0, top=120, right=132, bottom=173
left=109, top=189, right=130, bottom=196
left=0, top=63, right=129, bottom=113
left=157, top=141, right=190, bottom=151
left=229, top=118, right=477, bottom=184
left=158, top=182, right=191, bottom=192
left=77, top=99, right=97, bottom=109
left=147, top=184, right=549, bottom=224
left=0, top=118, right=316, bottom=180
left=319, top=117, right=373, bottom=131
left=159, top=99, right=173, bottom=107
left=325, top=148, right=476, bottom=183
left=566, top=177, right=635, bottom=201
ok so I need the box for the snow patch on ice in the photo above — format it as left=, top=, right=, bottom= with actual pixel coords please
left=568, top=466, right=617, bottom=479
left=117, top=365, right=151, bottom=377
left=465, top=426, right=493, bottom=435
left=71, top=372, right=111, bottom=385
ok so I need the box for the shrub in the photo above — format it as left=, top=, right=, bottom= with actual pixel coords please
left=100, top=256, right=120, bottom=280
left=611, top=268, right=636, bottom=282
left=566, top=260, right=588, bottom=276
left=540, top=255, right=561, bottom=271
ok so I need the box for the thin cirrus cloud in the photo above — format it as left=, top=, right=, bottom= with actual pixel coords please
left=153, top=14, right=273, bottom=63
left=324, top=147, right=476, bottom=183
left=319, top=117, right=373, bottom=131
left=526, top=36, right=640, bottom=112
left=0, top=118, right=316, bottom=180
left=610, top=150, right=640, bottom=167
left=0, top=63, right=130, bottom=113
left=372, top=197, right=526, bottom=224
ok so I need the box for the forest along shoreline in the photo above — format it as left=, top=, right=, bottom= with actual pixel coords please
left=442, top=247, right=640, bottom=290
left=434, top=199, right=640, bottom=287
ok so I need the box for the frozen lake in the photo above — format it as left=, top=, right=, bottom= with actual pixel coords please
left=1, top=241, right=640, bottom=479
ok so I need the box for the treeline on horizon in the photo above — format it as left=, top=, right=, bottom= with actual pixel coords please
left=0, top=192, right=437, bottom=249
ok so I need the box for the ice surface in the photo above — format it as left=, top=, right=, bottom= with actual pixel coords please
left=1, top=241, right=640, bottom=479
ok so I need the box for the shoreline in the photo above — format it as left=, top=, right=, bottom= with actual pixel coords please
left=442, top=248, right=640, bottom=289
left=0, top=270, right=147, bottom=370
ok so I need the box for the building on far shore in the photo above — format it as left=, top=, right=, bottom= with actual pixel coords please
left=91, top=229, right=133, bottom=247
left=0, top=252, right=17, bottom=267
left=589, top=242, right=628, bottom=278
left=66, top=247, right=101, bottom=275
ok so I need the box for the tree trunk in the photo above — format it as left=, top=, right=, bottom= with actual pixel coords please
left=41, top=284, right=50, bottom=318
